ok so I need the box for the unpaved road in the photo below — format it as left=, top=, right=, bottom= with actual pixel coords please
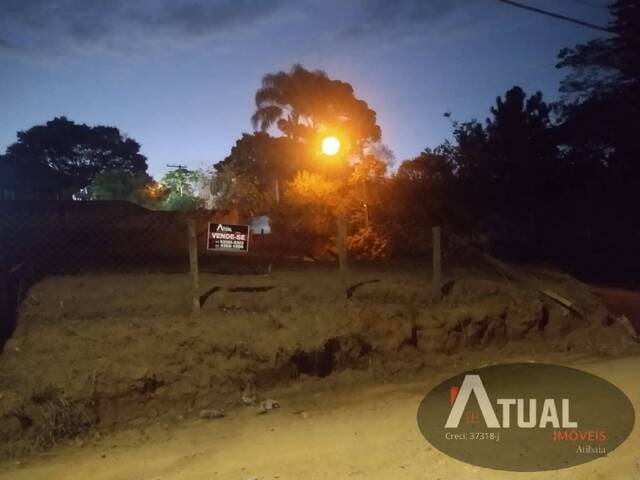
left=593, top=286, right=640, bottom=334
left=1, top=355, right=639, bottom=480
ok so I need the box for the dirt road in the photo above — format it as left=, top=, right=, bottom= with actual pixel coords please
left=592, top=286, right=640, bottom=334
left=1, top=355, right=638, bottom=480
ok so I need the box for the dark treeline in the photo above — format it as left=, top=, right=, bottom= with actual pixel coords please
left=410, top=0, right=640, bottom=281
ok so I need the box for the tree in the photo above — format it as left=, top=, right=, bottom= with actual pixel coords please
left=553, top=0, right=640, bottom=275
left=161, top=167, right=203, bottom=211
left=451, top=87, right=558, bottom=232
left=449, top=120, right=492, bottom=220
left=486, top=88, right=556, bottom=202
left=556, top=0, right=640, bottom=183
left=557, top=0, right=639, bottom=100
left=214, top=133, right=302, bottom=190
left=89, top=169, right=150, bottom=201
left=251, top=64, right=383, bottom=214
left=394, top=146, right=455, bottom=222
left=225, top=65, right=389, bottom=259
left=2, top=117, right=148, bottom=196
left=193, top=168, right=215, bottom=209
left=86, top=169, right=167, bottom=209
left=211, top=163, right=272, bottom=216
left=273, top=149, right=392, bottom=260
left=211, top=133, right=306, bottom=216
left=252, top=64, right=381, bottom=150
left=384, top=146, right=455, bottom=255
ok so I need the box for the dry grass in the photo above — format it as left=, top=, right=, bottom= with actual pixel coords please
left=30, top=386, right=96, bottom=450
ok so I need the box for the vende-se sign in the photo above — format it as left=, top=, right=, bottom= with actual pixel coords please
left=207, top=223, right=250, bottom=252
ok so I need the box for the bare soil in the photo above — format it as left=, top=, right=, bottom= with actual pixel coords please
left=0, top=265, right=638, bottom=472
left=0, top=355, right=639, bottom=480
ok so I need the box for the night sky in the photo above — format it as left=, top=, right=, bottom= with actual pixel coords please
left=0, top=0, right=611, bottom=178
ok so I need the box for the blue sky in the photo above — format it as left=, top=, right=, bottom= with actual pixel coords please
left=0, top=0, right=611, bottom=178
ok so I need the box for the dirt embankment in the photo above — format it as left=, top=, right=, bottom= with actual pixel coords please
left=0, top=267, right=637, bottom=457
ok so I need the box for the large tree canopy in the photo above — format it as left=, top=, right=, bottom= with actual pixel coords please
left=211, top=133, right=305, bottom=215
left=484, top=87, right=557, bottom=199
left=556, top=0, right=640, bottom=184
left=557, top=0, right=639, bottom=99
left=2, top=117, right=148, bottom=194
left=252, top=64, right=381, bottom=148
left=214, top=132, right=302, bottom=183
left=451, top=87, right=557, bottom=220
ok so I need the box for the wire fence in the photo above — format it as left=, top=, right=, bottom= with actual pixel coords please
left=0, top=205, right=184, bottom=340
left=3, top=202, right=438, bottom=343
left=0, top=202, right=456, bottom=344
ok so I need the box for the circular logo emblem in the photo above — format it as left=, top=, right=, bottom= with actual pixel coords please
left=417, top=363, right=635, bottom=471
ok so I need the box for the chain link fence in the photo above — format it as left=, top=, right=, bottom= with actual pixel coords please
left=0, top=203, right=189, bottom=341
left=3, top=201, right=426, bottom=343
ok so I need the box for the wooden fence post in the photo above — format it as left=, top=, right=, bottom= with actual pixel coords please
left=432, top=226, right=442, bottom=302
left=337, top=215, right=348, bottom=276
left=187, top=219, right=200, bottom=317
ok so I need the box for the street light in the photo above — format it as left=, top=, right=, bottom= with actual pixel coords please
left=321, top=136, right=341, bottom=156
left=317, top=133, right=347, bottom=274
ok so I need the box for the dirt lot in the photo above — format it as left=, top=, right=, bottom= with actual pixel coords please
left=0, top=354, right=639, bottom=480
left=0, top=265, right=638, bottom=477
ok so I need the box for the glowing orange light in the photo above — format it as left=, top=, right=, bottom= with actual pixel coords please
left=145, top=182, right=166, bottom=198
left=321, top=136, right=341, bottom=156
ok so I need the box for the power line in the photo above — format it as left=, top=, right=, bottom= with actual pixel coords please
left=566, top=0, right=609, bottom=10
left=496, top=0, right=612, bottom=33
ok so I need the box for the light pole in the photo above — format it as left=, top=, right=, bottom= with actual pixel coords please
left=319, top=134, right=348, bottom=275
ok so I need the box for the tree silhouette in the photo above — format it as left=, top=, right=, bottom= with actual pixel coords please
left=557, top=0, right=639, bottom=99
left=449, top=87, right=557, bottom=233
left=252, top=64, right=381, bottom=149
left=551, top=0, right=640, bottom=278
left=557, top=0, right=640, bottom=183
left=211, top=133, right=307, bottom=215
left=214, top=133, right=303, bottom=184
left=1, top=117, right=148, bottom=196
left=386, top=146, right=455, bottom=255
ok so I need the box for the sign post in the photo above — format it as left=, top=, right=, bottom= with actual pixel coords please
left=187, top=219, right=200, bottom=317
left=432, top=226, right=442, bottom=302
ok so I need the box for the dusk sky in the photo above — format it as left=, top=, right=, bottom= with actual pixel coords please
left=0, top=0, right=611, bottom=178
